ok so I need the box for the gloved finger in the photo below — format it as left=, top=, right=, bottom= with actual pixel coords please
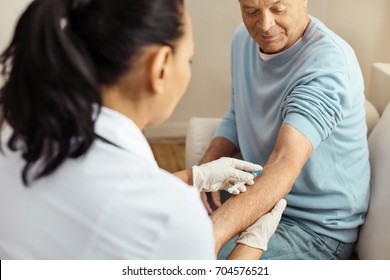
left=246, top=179, right=255, bottom=185
left=226, top=158, right=263, bottom=172
left=226, top=169, right=255, bottom=183
left=227, top=182, right=247, bottom=194
left=227, top=182, right=244, bottom=194
left=237, top=184, right=247, bottom=193
left=232, top=189, right=240, bottom=195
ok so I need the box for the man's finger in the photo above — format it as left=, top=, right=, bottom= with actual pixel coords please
left=200, top=192, right=213, bottom=215
left=211, top=191, right=221, bottom=208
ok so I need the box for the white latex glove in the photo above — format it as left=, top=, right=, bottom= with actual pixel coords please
left=236, top=199, right=287, bottom=251
left=192, top=157, right=262, bottom=194
left=227, top=169, right=262, bottom=194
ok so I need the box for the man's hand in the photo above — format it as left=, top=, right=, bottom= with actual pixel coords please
left=193, top=157, right=262, bottom=194
left=236, top=199, right=287, bottom=251
left=200, top=191, right=221, bottom=214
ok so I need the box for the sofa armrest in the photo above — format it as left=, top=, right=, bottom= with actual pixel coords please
left=366, top=63, right=390, bottom=116
left=365, top=99, right=380, bottom=136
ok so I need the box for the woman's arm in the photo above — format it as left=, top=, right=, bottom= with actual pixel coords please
left=173, top=169, right=193, bottom=185
left=227, top=244, right=263, bottom=260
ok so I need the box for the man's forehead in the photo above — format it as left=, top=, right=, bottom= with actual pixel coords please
left=240, top=0, right=287, bottom=7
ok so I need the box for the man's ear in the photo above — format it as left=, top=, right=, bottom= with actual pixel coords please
left=148, top=46, right=173, bottom=95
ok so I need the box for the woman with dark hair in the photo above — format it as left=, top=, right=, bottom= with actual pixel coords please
left=0, top=0, right=285, bottom=259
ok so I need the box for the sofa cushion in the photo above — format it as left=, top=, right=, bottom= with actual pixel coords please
left=356, top=103, right=390, bottom=259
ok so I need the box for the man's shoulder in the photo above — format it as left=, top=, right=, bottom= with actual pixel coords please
left=307, top=17, right=354, bottom=56
left=298, top=17, right=358, bottom=70
left=230, top=23, right=257, bottom=56
left=232, top=23, right=251, bottom=43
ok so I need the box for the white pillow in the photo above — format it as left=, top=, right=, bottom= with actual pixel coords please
left=356, top=103, right=390, bottom=259
left=185, top=117, right=221, bottom=168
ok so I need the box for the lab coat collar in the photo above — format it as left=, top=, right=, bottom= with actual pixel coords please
left=93, top=106, right=158, bottom=167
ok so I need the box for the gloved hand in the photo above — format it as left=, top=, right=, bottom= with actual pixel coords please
left=236, top=199, right=287, bottom=251
left=192, top=157, right=262, bottom=194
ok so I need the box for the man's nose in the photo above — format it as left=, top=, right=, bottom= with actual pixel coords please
left=257, top=11, right=275, bottom=32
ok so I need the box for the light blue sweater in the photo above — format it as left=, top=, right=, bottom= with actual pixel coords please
left=215, top=17, right=370, bottom=243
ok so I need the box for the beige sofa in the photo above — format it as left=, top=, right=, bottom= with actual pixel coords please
left=185, top=62, right=390, bottom=260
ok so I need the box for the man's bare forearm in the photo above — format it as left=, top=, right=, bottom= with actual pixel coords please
left=211, top=159, right=295, bottom=252
left=211, top=125, right=313, bottom=252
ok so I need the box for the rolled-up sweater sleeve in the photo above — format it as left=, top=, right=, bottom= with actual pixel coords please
left=282, top=71, right=352, bottom=149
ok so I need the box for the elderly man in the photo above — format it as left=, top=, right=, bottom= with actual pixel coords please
left=200, top=0, right=370, bottom=259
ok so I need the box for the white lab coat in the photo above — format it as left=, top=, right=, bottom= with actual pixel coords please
left=0, top=107, right=215, bottom=259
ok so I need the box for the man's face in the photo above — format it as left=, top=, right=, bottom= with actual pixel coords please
left=239, top=0, right=310, bottom=54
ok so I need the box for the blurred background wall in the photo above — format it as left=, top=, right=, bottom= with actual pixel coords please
left=0, top=0, right=32, bottom=86
left=1, top=0, right=389, bottom=137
